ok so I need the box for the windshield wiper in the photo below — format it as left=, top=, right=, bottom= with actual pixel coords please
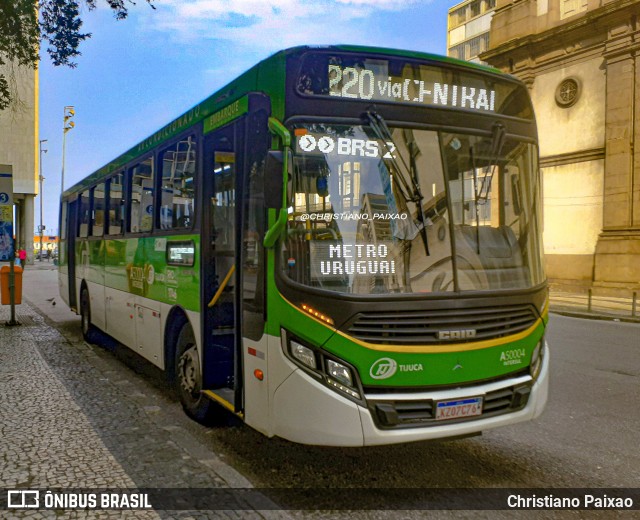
left=477, top=122, right=506, bottom=203
left=365, top=110, right=430, bottom=255
left=469, top=121, right=507, bottom=254
left=365, top=111, right=414, bottom=201
left=468, top=143, right=482, bottom=254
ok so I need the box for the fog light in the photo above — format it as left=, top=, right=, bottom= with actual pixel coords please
left=291, top=340, right=316, bottom=370
left=326, top=359, right=353, bottom=387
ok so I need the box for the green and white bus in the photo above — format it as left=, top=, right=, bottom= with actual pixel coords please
left=59, top=45, right=548, bottom=446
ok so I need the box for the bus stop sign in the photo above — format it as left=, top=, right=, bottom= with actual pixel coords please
left=0, top=168, right=14, bottom=262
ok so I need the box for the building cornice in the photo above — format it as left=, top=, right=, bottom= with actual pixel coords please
left=540, top=147, right=606, bottom=168
left=482, top=0, right=640, bottom=65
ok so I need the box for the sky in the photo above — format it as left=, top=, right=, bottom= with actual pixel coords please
left=38, top=0, right=450, bottom=235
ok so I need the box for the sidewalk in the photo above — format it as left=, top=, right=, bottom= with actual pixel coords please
left=0, top=275, right=160, bottom=519
left=9, top=261, right=79, bottom=324
left=0, top=262, right=285, bottom=518
left=0, top=310, right=160, bottom=519
left=549, top=289, right=640, bottom=323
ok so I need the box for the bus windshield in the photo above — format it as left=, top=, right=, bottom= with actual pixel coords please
left=281, top=122, right=544, bottom=295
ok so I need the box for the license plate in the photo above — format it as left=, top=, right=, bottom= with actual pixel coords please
left=435, top=397, right=483, bottom=421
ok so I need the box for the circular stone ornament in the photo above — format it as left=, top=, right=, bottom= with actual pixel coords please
left=555, top=77, right=581, bottom=108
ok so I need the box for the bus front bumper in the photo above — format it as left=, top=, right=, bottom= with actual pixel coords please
left=272, top=343, right=549, bottom=447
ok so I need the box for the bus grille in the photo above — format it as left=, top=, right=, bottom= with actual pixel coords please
left=344, top=304, right=538, bottom=345
left=369, top=383, right=532, bottom=429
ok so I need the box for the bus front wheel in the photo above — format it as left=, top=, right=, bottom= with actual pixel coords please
left=175, top=323, right=214, bottom=423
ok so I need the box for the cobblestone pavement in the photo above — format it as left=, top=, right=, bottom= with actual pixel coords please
left=0, top=296, right=282, bottom=520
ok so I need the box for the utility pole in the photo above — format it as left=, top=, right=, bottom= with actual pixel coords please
left=61, top=106, right=75, bottom=194
left=39, top=139, right=48, bottom=261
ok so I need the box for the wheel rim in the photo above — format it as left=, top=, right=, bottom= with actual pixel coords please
left=178, top=344, right=201, bottom=398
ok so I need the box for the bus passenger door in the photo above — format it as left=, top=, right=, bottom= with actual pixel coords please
left=201, top=94, right=271, bottom=415
left=202, top=123, right=239, bottom=406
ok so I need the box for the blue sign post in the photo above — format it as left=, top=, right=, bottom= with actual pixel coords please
left=0, top=169, right=19, bottom=326
left=0, top=183, right=14, bottom=262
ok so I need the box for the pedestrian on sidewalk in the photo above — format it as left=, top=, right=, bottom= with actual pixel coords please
left=18, top=248, right=27, bottom=268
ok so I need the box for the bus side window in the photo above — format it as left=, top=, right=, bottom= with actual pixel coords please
left=212, top=153, right=236, bottom=251
left=91, top=183, right=105, bottom=237
left=60, top=201, right=67, bottom=241
left=129, top=157, right=154, bottom=233
left=78, top=190, right=90, bottom=238
left=242, top=158, right=265, bottom=341
left=242, top=109, right=270, bottom=340
left=160, top=136, right=197, bottom=230
left=108, top=172, right=125, bottom=235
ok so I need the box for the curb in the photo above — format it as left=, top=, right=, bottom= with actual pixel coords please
left=550, top=306, right=640, bottom=324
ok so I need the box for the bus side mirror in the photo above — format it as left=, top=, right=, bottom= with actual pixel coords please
left=264, top=151, right=284, bottom=210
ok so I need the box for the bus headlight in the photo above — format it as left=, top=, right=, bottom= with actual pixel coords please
left=530, top=340, right=544, bottom=380
left=284, top=331, right=362, bottom=402
left=326, top=359, right=353, bottom=387
left=290, top=340, right=317, bottom=370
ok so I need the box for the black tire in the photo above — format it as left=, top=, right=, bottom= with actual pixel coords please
left=175, top=323, right=215, bottom=423
left=80, top=287, right=97, bottom=342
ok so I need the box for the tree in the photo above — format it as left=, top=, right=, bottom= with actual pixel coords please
left=0, top=0, right=154, bottom=110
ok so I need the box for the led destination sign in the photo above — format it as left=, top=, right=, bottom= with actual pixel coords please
left=309, top=241, right=396, bottom=281
left=329, top=65, right=496, bottom=111
left=296, top=132, right=396, bottom=159
left=166, top=241, right=195, bottom=266
left=296, top=52, right=533, bottom=119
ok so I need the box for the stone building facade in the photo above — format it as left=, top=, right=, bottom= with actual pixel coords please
left=482, top=0, right=640, bottom=294
left=0, top=64, right=38, bottom=264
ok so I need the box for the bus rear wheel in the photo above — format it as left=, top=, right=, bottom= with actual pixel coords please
left=80, top=287, right=96, bottom=342
left=175, top=323, right=214, bottom=423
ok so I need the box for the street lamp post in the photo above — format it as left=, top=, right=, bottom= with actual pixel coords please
left=61, top=106, right=75, bottom=194
left=39, top=139, right=48, bottom=262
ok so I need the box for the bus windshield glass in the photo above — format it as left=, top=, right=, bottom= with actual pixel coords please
left=281, top=123, right=545, bottom=295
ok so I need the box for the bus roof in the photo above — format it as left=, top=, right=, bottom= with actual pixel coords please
left=63, top=45, right=512, bottom=198
left=329, top=44, right=503, bottom=75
